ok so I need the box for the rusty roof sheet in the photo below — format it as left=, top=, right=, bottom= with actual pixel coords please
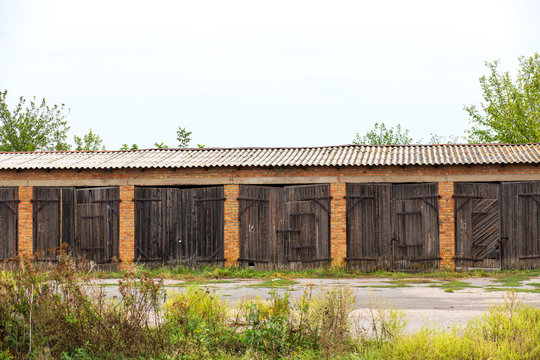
left=0, top=144, right=539, bottom=170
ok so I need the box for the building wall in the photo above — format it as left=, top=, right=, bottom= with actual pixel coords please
left=5, top=163, right=540, bottom=269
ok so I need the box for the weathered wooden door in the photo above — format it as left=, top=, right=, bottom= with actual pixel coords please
left=454, top=183, right=501, bottom=270
left=238, top=185, right=283, bottom=268
left=345, top=183, right=392, bottom=271
left=33, top=187, right=76, bottom=259
left=285, top=200, right=317, bottom=264
left=238, top=184, right=330, bottom=269
left=282, top=185, right=331, bottom=268
left=0, top=187, right=18, bottom=260
left=188, top=186, right=225, bottom=264
left=135, top=186, right=224, bottom=264
left=134, top=187, right=165, bottom=262
left=391, top=183, right=440, bottom=270
left=501, top=181, right=540, bottom=269
left=75, top=187, right=119, bottom=263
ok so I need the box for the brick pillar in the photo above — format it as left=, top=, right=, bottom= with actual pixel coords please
left=18, top=186, right=33, bottom=257
left=438, top=181, right=455, bottom=269
left=223, top=184, right=239, bottom=266
left=119, top=185, right=135, bottom=269
left=330, top=182, right=346, bottom=266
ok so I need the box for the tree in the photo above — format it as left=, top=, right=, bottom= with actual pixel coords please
left=120, top=143, right=139, bottom=150
left=154, top=142, right=169, bottom=149
left=176, top=126, right=192, bottom=147
left=427, top=134, right=464, bottom=144
left=74, top=129, right=105, bottom=151
left=0, top=90, right=71, bottom=151
left=465, top=53, right=540, bottom=143
left=353, top=122, right=413, bottom=145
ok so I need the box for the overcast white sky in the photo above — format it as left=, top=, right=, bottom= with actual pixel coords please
left=1, top=0, right=539, bottom=149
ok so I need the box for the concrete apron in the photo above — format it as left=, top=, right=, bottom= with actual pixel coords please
left=88, top=277, right=540, bottom=332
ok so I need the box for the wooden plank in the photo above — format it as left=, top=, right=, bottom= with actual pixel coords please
left=501, top=181, right=540, bottom=269
left=285, top=184, right=331, bottom=267
left=238, top=185, right=274, bottom=267
left=454, top=183, right=501, bottom=270
left=345, top=183, right=392, bottom=271
left=75, top=187, right=119, bottom=263
left=392, top=183, right=439, bottom=271
left=134, top=187, right=164, bottom=262
left=0, top=187, right=18, bottom=259
left=33, top=187, right=61, bottom=260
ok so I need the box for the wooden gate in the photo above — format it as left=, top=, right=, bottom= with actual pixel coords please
left=33, top=187, right=75, bottom=260
left=392, top=183, right=440, bottom=270
left=501, top=181, right=540, bottom=269
left=285, top=185, right=331, bottom=268
left=454, top=183, right=501, bottom=270
left=346, top=183, right=439, bottom=271
left=238, top=185, right=283, bottom=268
left=238, top=184, right=330, bottom=269
left=74, top=188, right=119, bottom=263
left=134, top=186, right=225, bottom=264
left=0, top=187, right=18, bottom=260
left=345, top=184, right=392, bottom=271
left=134, top=187, right=164, bottom=262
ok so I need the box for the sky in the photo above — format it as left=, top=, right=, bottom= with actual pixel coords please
left=0, top=0, right=539, bottom=149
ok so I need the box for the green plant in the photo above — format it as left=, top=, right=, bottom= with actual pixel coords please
left=366, top=298, right=408, bottom=344
left=164, top=287, right=236, bottom=357
left=0, top=255, right=169, bottom=359
left=241, top=291, right=292, bottom=355
left=382, top=291, right=540, bottom=359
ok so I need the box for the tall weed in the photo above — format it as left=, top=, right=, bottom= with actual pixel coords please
left=0, top=255, right=167, bottom=359
left=382, top=291, right=540, bottom=360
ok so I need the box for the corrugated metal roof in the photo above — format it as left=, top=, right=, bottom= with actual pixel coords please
left=0, top=144, right=539, bottom=170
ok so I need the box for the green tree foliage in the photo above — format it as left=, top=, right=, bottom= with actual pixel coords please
left=465, top=53, right=540, bottom=143
left=74, top=129, right=105, bottom=151
left=0, top=90, right=71, bottom=151
left=154, top=142, right=169, bottom=149
left=177, top=126, right=192, bottom=147
left=353, top=122, right=413, bottom=145
left=427, top=134, right=464, bottom=144
left=120, top=143, right=139, bottom=150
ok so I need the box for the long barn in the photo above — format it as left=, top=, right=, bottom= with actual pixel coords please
left=1, top=144, right=539, bottom=270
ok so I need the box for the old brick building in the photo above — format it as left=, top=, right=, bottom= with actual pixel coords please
left=0, top=143, right=539, bottom=270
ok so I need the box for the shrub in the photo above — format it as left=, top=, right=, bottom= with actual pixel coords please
left=164, top=287, right=237, bottom=357
left=0, top=255, right=168, bottom=359
left=240, top=291, right=292, bottom=356
left=237, top=287, right=357, bottom=357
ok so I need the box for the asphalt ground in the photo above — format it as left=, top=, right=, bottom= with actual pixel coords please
left=89, top=276, right=540, bottom=331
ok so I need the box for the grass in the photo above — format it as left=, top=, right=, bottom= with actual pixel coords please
left=2, top=256, right=540, bottom=360
left=248, top=278, right=299, bottom=287
left=390, top=278, right=438, bottom=284
left=432, top=280, right=480, bottom=293
left=355, top=283, right=410, bottom=289
left=492, top=274, right=531, bottom=287
left=86, top=264, right=540, bottom=282
left=485, top=287, right=540, bottom=293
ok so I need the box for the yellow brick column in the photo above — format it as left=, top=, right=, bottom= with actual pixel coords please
left=438, top=182, right=455, bottom=269
left=330, top=182, right=347, bottom=266
left=18, top=186, right=33, bottom=257
left=119, top=185, right=135, bottom=269
left=223, top=184, right=240, bottom=266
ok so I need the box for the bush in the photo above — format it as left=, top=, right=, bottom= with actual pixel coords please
left=1, top=259, right=539, bottom=360
left=0, top=255, right=168, bottom=359
left=164, top=286, right=236, bottom=356
left=241, top=291, right=292, bottom=355
left=237, top=287, right=357, bottom=357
